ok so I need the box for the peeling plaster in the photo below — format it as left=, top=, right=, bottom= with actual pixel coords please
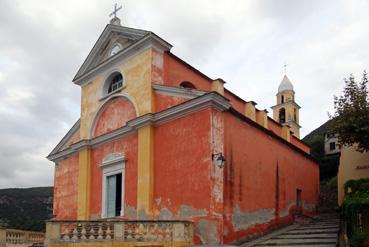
left=233, top=205, right=275, bottom=231
left=155, top=197, right=161, bottom=206
left=280, top=201, right=295, bottom=217
left=138, top=207, right=148, bottom=220
left=158, top=207, right=173, bottom=220
left=90, top=213, right=98, bottom=220
left=178, top=205, right=208, bottom=219
left=195, top=219, right=219, bottom=244
left=125, top=205, right=137, bottom=219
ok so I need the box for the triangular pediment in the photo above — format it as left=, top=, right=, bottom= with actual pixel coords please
left=73, top=24, right=149, bottom=82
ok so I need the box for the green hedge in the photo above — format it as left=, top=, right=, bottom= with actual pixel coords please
left=344, top=179, right=369, bottom=245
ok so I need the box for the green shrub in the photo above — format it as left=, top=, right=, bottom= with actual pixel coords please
left=343, top=179, right=369, bottom=245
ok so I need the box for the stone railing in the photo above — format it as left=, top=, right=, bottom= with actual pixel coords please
left=45, top=220, right=193, bottom=246
left=0, top=228, right=45, bottom=247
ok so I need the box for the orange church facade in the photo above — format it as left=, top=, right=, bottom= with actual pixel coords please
left=47, top=17, right=319, bottom=245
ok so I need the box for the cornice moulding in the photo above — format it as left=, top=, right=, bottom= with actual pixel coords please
left=48, top=92, right=230, bottom=162
left=153, top=84, right=205, bottom=99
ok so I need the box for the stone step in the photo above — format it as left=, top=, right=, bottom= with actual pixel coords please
left=309, top=220, right=340, bottom=224
left=298, top=224, right=339, bottom=229
left=259, top=238, right=337, bottom=245
left=287, top=228, right=339, bottom=234
left=303, top=222, right=339, bottom=225
left=275, top=233, right=338, bottom=239
left=255, top=244, right=336, bottom=247
left=296, top=226, right=339, bottom=230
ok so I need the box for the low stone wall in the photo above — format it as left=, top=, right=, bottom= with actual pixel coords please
left=0, top=228, right=45, bottom=247
left=45, top=220, right=193, bottom=247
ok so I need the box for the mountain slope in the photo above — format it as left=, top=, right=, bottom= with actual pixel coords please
left=303, top=120, right=339, bottom=181
left=0, top=187, right=53, bottom=231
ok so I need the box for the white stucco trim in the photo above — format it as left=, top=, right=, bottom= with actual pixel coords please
left=100, top=68, right=126, bottom=98
left=152, top=84, right=206, bottom=99
left=48, top=92, right=231, bottom=162
left=100, top=153, right=125, bottom=219
left=74, top=32, right=172, bottom=86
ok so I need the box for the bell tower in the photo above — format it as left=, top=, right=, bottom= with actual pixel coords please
left=271, top=75, right=301, bottom=138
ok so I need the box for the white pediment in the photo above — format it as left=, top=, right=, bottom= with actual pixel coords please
left=73, top=24, right=149, bottom=83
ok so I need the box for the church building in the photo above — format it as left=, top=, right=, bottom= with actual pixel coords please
left=46, top=11, right=319, bottom=246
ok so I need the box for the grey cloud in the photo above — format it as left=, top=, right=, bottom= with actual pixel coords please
left=0, top=0, right=368, bottom=188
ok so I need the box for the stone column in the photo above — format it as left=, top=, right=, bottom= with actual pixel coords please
left=44, top=222, right=61, bottom=247
left=77, top=148, right=91, bottom=220
left=137, top=125, right=154, bottom=219
left=0, top=229, right=6, bottom=247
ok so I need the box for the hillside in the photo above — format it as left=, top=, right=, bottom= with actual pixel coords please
left=303, top=120, right=340, bottom=181
left=0, top=187, right=53, bottom=232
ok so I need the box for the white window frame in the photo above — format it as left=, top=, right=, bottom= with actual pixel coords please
left=101, top=69, right=126, bottom=99
left=100, top=153, right=125, bottom=218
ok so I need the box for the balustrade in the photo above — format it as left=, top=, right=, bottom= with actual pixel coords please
left=45, top=220, right=193, bottom=245
left=0, top=228, right=45, bottom=247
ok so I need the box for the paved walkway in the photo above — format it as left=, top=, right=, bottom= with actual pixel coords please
left=241, top=214, right=340, bottom=247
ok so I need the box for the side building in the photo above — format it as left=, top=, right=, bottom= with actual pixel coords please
left=45, top=15, right=320, bottom=246
left=337, top=145, right=369, bottom=206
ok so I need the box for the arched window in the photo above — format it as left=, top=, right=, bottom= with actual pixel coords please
left=107, top=73, right=123, bottom=93
left=279, top=108, right=286, bottom=124
left=179, top=81, right=196, bottom=89
left=281, top=95, right=284, bottom=103
left=294, top=108, right=297, bottom=121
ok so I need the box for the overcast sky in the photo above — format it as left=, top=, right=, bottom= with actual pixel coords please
left=0, top=0, right=368, bottom=188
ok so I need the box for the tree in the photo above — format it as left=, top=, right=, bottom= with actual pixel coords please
left=329, top=71, right=369, bottom=152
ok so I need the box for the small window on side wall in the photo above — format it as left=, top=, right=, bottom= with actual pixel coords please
left=180, top=81, right=196, bottom=89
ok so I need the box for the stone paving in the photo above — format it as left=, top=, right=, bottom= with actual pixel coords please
left=241, top=214, right=340, bottom=247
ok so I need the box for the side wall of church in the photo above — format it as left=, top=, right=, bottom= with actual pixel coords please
left=222, top=113, right=319, bottom=243
left=153, top=108, right=222, bottom=244
left=154, top=93, right=189, bottom=112
left=163, top=53, right=212, bottom=91
left=53, top=155, right=79, bottom=220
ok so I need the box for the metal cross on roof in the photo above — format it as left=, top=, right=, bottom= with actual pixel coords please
left=109, top=3, right=122, bottom=19
left=284, top=63, right=288, bottom=74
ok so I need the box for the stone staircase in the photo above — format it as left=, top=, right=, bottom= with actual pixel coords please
left=243, top=214, right=340, bottom=246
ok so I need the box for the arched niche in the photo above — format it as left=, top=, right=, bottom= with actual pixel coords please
left=91, top=96, right=137, bottom=138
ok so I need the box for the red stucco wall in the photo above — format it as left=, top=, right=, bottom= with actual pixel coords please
left=93, top=97, right=136, bottom=137
left=153, top=109, right=212, bottom=213
left=89, top=134, right=138, bottom=219
left=53, top=155, right=79, bottom=220
left=291, top=136, right=310, bottom=154
left=154, top=93, right=189, bottom=112
left=163, top=53, right=212, bottom=91
left=224, top=90, right=245, bottom=114
left=153, top=109, right=225, bottom=243
left=222, top=112, right=319, bottom=243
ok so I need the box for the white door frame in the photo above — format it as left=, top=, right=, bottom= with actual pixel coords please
left=100, top=153, right=125, bottom=218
